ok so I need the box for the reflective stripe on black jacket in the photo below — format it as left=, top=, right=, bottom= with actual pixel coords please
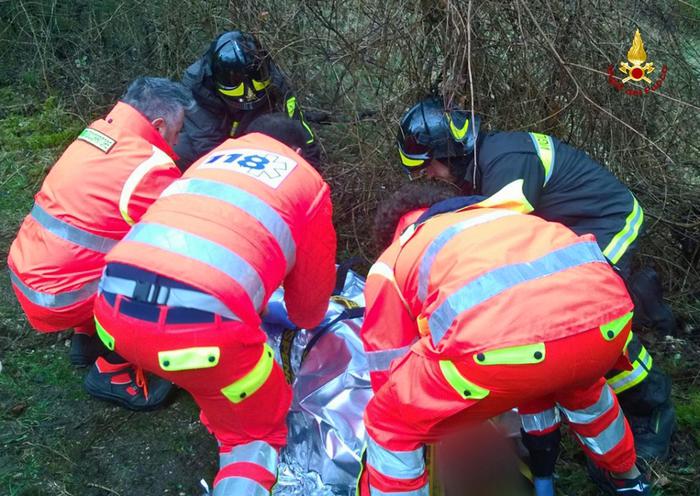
left=174, top=55, right=320, bottom=171
left=470, top=131, right=643, bottom=269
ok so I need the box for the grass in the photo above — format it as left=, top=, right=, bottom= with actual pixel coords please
left=0, top=88, right=216, bottom=496
left=0, top=88, right=699, bottom=495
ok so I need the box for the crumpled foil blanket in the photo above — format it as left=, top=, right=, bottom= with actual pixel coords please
left=264, top=269, right=367, bottom=495
left=263, top=269, right=521, bottom=496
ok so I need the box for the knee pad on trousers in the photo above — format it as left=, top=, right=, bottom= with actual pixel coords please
left=521, top=428, right=561, bottom=478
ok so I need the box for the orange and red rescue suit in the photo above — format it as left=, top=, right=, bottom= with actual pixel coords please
left=93, top=133, right=336, bottom=495
left=358, top=199, right=637, bottom=495
left=7, top=102, right=181, bottom=332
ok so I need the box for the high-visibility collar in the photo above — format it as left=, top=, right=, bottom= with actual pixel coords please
left=392, top=183, right=532, bottom=249
left=107, top=102, right=179, bottom=161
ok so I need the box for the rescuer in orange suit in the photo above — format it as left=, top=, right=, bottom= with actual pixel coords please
left=7, top=77, right=194, bottom=410
left=91, top=114, right=336, bottom=495
left=357, top=183, right=652, bottom=496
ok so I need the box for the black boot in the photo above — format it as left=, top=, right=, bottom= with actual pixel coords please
left=627, top=402, right=676, bottom=461
left=69, top=332, right=107, bottom=367
left=84, top=357, right=174, bottom=411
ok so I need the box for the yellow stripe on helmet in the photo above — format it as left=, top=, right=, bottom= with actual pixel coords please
left=218, top=83, right=245, bottom=97
left=447, top=114, right=470, bottom=141
left=399, top=148, right=427, bottom=167
left=252, top=79, right=271, bottom=91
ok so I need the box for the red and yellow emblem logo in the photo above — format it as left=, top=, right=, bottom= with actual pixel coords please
left=607, top=29, right=667, bottom=96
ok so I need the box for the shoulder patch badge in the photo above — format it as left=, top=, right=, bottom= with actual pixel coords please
left=77, top=128, right=116, bottom=153
left=199, top=148, right=298, bottom=189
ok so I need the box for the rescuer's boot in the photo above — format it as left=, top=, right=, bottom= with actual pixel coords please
left=628, top=401, right=676, bottom=461
left=587, top=461, right=652, bottom=495
left=84, top=357, right=173, bottom=411
left=69, top=332, right=107, bottom=367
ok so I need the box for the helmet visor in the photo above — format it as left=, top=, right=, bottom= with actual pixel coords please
left=215, top=57, right=270, bottom=89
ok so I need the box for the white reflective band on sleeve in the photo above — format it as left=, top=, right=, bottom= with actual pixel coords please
left=417, top=210, right=518, bottom=302
left=370, top=484, right=430, bottom=496
left=219, top=440, right=277, bottom=474
left=520, top=408, right=561, bottom=433
left=429, top=241, right=607, bottom=345
left=366, top=345, right=412, bottom=372
left=161, top=179, right=296, bottom=273
left=30, top=203, right=118, bottom=253
left=125, top=222, right=265, bottom=312
left=213, top=476, right=268, bottom=496
left=368, top=261, right=413, bottom=318
left=119, top=146, right=173, bottom=225
left=575, top=409, right=627, bottom=455
left=559, top=385, right=615, bottom=425
left=368, top=262, right=397, bottom=281
left=9, top=267, right=98, bottom=309
left=367, top=437, right=425, bottom=480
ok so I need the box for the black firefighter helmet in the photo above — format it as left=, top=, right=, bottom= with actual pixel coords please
left=397, top=96, right=480, bottom=180
left=210, top=31, right=272, bottom=110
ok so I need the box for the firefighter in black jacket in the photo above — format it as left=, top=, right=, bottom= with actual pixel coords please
left=396, top=96, right=675, bottom=474
left=174, top=30, right=321, bottom=170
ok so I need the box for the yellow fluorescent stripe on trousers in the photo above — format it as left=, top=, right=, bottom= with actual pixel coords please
left=119, top=146, right=173, bottom=225
left=94, top=317, right=115, bottom=350
left=600, top=312, right=633, bottom=341
left=221, top=344, right=274, bottom=404
left=158, top=347, right=220, bottom=371
left=439, top=360, right=490, bottom=400
left=473, top=342, right=545, bottom=365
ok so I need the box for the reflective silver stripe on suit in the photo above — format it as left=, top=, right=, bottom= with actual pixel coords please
left=367, top=437, right=425, bottom=480
left=99, top=274, right=240, bottom=321
left=161, top=179, right=296, bottom=272
left=520, top=407, right=561, bottom=433
left=428, top=241, right=607, bottom=345
left=417, top=210, right=517, bottom=302
left=559, top=385, right=615, bottom=425
left=219, top=440, right=277, bottom=473
left=9, top=267, right=98, bottom=308
left=30, top=203, right=118, bottom=254
left=213, top=476, right=268, bottom=496
left=370, top=485, right=430, bottom=496
left=366, top=345, right=412, bottom=372
left=124, top=222, right=265, bottom=312
left=575, top=409, right=627, bottom=455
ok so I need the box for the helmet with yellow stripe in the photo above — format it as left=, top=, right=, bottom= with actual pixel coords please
left=397, top=97, right=480, bottom=180
left=210, top=31, right=272, bottom=111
